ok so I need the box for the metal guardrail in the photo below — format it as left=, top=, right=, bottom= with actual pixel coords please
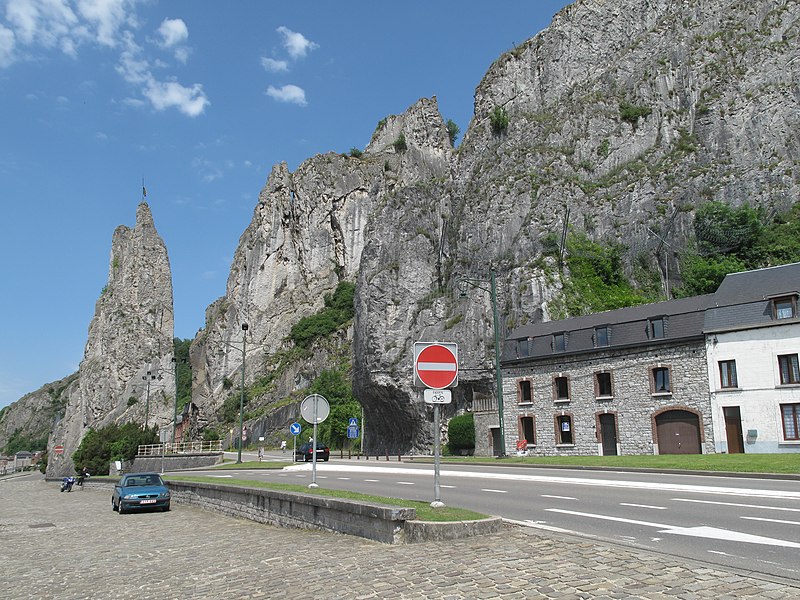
left=137, top=440, right=223, bottom=456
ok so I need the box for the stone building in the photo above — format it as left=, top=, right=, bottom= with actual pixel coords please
left=498, top=295, right=716, bottom=457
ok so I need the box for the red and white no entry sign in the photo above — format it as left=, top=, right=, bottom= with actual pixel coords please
left=414, top=342, right=458, bottom=389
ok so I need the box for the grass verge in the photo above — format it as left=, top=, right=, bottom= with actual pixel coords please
left=167, top=475, right=487, bottom=522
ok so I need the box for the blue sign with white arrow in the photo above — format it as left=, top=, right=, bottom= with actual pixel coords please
left=290, top=422, right=301, bottom=436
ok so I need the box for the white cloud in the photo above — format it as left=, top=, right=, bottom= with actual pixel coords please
left=76, top=0, right=130, bottom=47
left=2, top=1, right=208, bottom=117
left=260, top=57, right=287, bottom=72
left=276, top=25, right=317, bottom=59
left=0, top=25, right=14, bottom=67
left=157, top=18, right=187, bottom=47
left=266, top=84, right=307, bottom=106
left=144, top=78, right=209, bottom=117
left=155, top=18, right=190, bottom=63
left=5, top=0, right=79, bottom=49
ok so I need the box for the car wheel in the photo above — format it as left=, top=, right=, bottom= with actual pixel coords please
left=118, top=502, right=126, bottom=515
left=112, top=499, right=118, bottom=512
left=324, top=457, right=329, bottom=461
left=162, top=503, right=170, bottom=512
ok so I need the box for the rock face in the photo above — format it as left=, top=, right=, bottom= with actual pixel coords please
left=46, top=202, right=175, bottom=476
left=0, top=373, right=77, bottom=454
left=192, top=0, right=798, bottom=454
left=8, top=0, right=798, bottom=459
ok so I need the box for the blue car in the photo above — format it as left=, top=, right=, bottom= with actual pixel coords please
left=112, top=472, right=171, bottom=514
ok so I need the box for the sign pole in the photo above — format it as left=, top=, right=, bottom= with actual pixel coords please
left=431, top=402, right=444, bottom=508
left=310, top=401, right=319, bottom=488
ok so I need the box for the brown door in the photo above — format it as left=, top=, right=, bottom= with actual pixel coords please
left=723, top=406, right=744, bottom=453
left=599, top=413, right=618, bottom=456
left=490, top=427, right=503, bottom=456
left=656, top=410, right=701, bottom=454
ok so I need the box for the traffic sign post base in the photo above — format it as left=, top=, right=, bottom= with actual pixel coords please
left=308, top=482, right=319, bottom=489
left=430, top=500, right=446, bottom=508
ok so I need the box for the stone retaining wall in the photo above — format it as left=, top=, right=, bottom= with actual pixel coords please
left=83, top=478, right=501, bottom=543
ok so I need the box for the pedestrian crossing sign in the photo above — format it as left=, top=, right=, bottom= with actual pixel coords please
left=349, top=417, right=358, bottom=427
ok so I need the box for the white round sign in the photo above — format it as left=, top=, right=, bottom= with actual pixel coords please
left=300, top=394, right=330, bottom=424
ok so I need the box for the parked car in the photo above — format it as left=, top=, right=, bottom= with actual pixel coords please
left=112, top=472, right=171, bottom=514
left=295, top=442, right=330, bottom=462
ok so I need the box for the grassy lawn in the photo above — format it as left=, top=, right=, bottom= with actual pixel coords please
left=436, top=453, right=800, bottom=474
left=167, top=475, right=487, bottom=522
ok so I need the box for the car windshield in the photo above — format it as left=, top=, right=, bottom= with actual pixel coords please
left=124, top=475, right=163, bottom=486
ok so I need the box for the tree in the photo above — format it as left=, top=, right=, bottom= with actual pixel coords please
left=304, top=368, right=361, bottom=450
left=446, top=413, right=475, bottom=455
left=446, top=119, right=460, bottom=146
left=72, top=423, right=158, bottom=475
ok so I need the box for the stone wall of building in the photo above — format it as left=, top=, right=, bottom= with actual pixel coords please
left=502, top=341, right=714, bottom=456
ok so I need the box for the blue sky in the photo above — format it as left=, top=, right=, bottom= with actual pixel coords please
left=0, top=0, right=571, bottom=408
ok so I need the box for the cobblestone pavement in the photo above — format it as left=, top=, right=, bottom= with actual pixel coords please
left=2, top=475, right=798, bottom=599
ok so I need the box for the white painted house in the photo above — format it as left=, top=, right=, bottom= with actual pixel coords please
left=704, top=262, right=800, bottom=453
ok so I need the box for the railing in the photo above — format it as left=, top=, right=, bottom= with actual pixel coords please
left=137, top=440, right=223, bottom=456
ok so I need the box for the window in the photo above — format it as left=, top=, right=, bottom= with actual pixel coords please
left=595, top=372, right=613, bottom=397
left=719, top=360, right=738, bottom=388
left=517, top=338, right=530, bottom=358
left=556, top=415, right=573, bottom=445
left=519, top=416, right=535, bottom=445
left=595, top=326, right=610, bottom=347
left=554, top=376, right=570, bottom=401
left=773, top=296, right=797, bottom=320
left=649, top=318, right=665, bottom=339
left=782, top=404, right=800, bottom=440
left=553, top=333, right=566, bottom=352
left=518, top=380, right=532, bottom=404
left=652, top=366, right=671, bottom=393
left=778, top=354, right=800, bottom=384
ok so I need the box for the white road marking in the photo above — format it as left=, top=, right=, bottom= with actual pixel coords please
left=708, top=550, right=731, bottom=556
left=620, top=503, right=668, bottom=510
left=363, top=479, right=380, bottom=482
left=673, top=498, right=800, bottom=512
left=211, top=475, right=233, bottom=478
left=741, top=516, right=800, bottom=526
left=542, top=494, right=577, bottom=500
left=546, top=508, right=800, bottom=549
left=482, top=488, right=507, bottom=493
left=337, top=477, right=351, bottom=480
left=281, top=463, right=800, bottom=500
left=396, top=481, right=415, bottom=485
left=440, top=484, right=456, bottom=489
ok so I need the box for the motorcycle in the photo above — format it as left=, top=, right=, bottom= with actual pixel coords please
left=60, top=476, right=76, bottom=492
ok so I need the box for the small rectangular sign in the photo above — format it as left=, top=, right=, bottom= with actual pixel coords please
left=424, top=389, right=452, bottom=404
left=347, top=426, right=359, bottom=439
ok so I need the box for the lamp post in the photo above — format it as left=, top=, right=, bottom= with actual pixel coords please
left=237, top=323, right=248, bottom=464
left=171, top=357, right=179, bottom=446
left=142, top=369, right=159, bottom=430
left=458, top=269, right=506, bottom=457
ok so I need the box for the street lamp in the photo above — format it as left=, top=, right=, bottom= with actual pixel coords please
left=237, top=323, right=248, bottom=464
left=458, top=269, right=506, bottom=457
left=171, top=356, right=180, bottom=446
left=142, top=369, right=161, bottom=430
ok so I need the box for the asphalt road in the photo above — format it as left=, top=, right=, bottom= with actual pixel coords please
left=189, top=455, right=800, bottom=582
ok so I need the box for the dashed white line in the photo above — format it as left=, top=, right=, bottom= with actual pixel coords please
left=542, top=494, right=577, bottom=500
left=363, top=479, right=380, bottom=482
left=620, top=503, right=668, bottom=510
left=673, top=498, right=800, bottom=512
left=741, top=516, right=800, bottom=526
left=396, top=482, right=415, bottom=485
left=337, top=477, right=351, bottom=480
left=481, top=488, right=507, bottom=494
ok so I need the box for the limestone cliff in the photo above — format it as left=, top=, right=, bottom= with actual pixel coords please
left=193, top=0, right=798, bottom=454
left=46, top=202, right=175, bottom=476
